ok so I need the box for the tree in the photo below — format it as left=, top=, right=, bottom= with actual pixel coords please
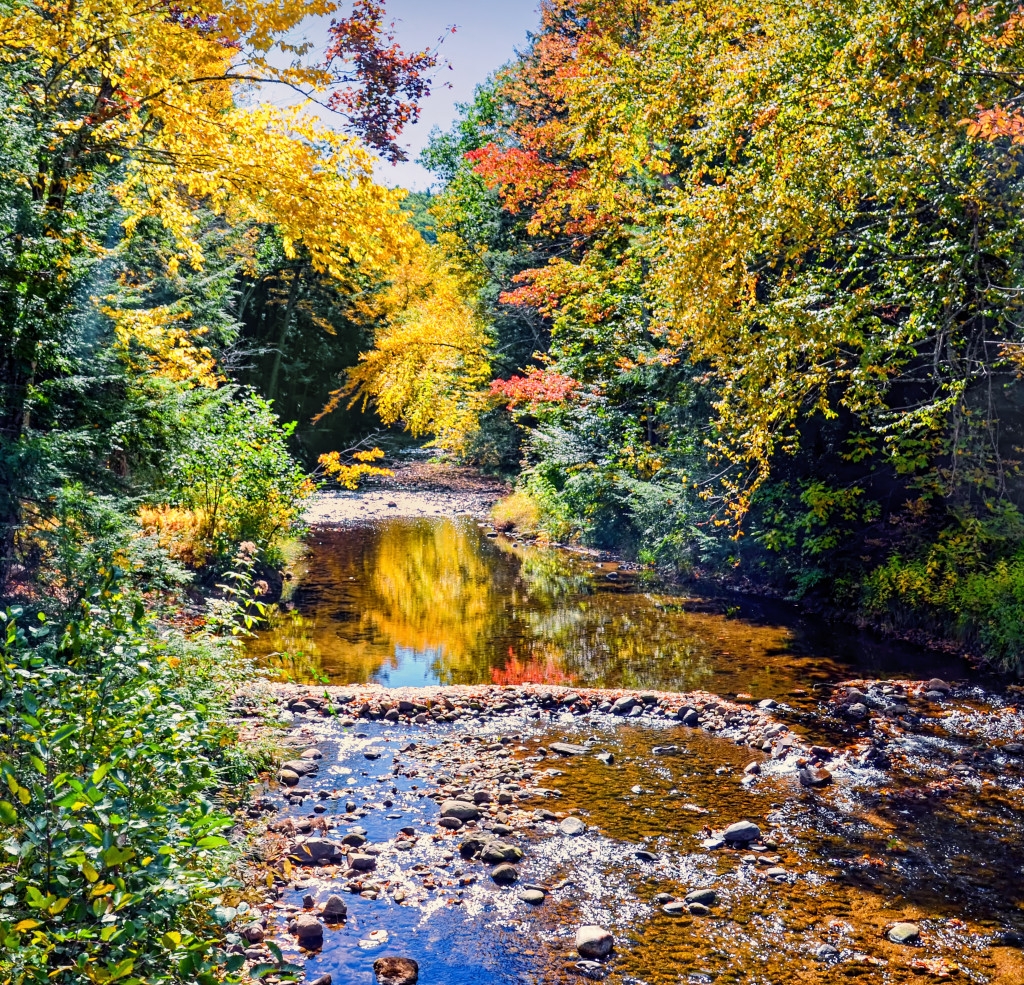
left=0, top=0, right=434, bottom=591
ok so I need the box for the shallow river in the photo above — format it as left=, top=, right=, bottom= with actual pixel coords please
left=245, top=517, right=1024, bottom=984
left=250, top=516, right=971, bottom=698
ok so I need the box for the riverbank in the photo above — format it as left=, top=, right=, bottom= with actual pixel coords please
left=228, top=677, right=1024, bottom=984
left=305, top=461, right=508, bottom=525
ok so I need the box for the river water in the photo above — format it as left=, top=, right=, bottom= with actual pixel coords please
left=249, top=516, right=971, bottom=698
left=247, top=517, right=1024, bottom=984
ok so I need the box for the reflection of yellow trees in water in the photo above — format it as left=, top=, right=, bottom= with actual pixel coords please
left=249, top=518, right=815, bottom=694
left=366, top=520, right=498, bottom=667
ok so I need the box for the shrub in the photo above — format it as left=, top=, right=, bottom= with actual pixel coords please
left=0, top=507, right=265, bottom=984
left=491, top=490, right=542, bottom=536
left=168, top=389, right=314, bottom=570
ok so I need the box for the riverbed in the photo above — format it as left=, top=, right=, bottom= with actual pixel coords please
left=234, top=488, right=1024, bottom=984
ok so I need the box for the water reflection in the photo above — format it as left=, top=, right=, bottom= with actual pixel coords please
left=249, top=517, right=968, bottom=694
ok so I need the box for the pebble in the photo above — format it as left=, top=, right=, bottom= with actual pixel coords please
left=576, top=926, right=614, bottom=959
left=518, top=889, right=546, bottom=904
left=560, top=817, right=587, bottom=837
left=684, top=888, right=717, bottom=906
left=373, top=957, right=419, bottom=985
left=491, top=863, right=519, bottom=884
left=888, top=922, right=921, bottom=944
left=723, top=821, right=761, bottom=845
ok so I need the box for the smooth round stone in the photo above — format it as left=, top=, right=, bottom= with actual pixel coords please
left=663, top=901, right=689, bottom=916
left=687, top=902, right=710, bottom=916
left=888, top=923, right=921, bottom=944
left=684, top=888, right=717, bottom=906
left=576, top=926, right=613, bottom=959
left=517, top=889, right=546, bottom=905
left=438, top=817, right=464, bottom=830
left=491, top=863, right=519, bottom=884
left=440, top=800, right=481, bottom=822
left=723, top=821, right=761, bottom=844
left=560, top=817, right=587, bottom=837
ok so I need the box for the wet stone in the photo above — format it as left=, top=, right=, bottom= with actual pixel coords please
left=491, top=863, right=519, bottom=884
left=440, top=800, right=481, bottom=821
left=799, top=766, right=833, bottom=788
left=373, top=957, right=419, bottom=985
left=549, top=742, right=589, bottom=756
left=576, top=926, right=614, bottom=959
left=560, top=817, right=587, bottom=837
left=889, top=923, right=921, bottom=945
left=684, top=888, right=717, bottom=906
left=322, top=894, right=348, bottom=920
left=480, top=842, right=524, bottom=864
left=291, top=913, right=323, bottom=946
left=723, top=821, right=761, bottom=845
left=518, top=889, right=546, bottom=905
left=291, top=838, right=343, bottom=865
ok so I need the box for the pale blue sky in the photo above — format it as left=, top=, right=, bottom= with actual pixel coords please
left=272, top=1, right=541, bottom=190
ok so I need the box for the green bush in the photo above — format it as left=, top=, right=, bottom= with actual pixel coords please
left=0, top=521, right=264, bottom=984
left=166, top=389, right=314, bottom=571
left=861, top=506, right=1024, bottom=672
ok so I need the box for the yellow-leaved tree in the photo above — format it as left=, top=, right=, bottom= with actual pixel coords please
left=321, top=235, right=494, bottom=453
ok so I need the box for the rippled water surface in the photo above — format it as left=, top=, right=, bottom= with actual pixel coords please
left=250, top=517, right=970, bottom=695
left=264, top=700, right=1024, bottom=985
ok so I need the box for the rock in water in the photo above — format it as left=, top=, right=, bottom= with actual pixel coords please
left=889, top=923, right=921, bottom=944
left=684, top=888, right=717, bottom=906
left=518, top=889, right=546, bottom=904
left=576, top=926, right=614, bottom=959
left=322, top=895, right=347, bottom=920
left=291, top=838, right=343, bottom=865
left=373, top=957, right=419, bottom=985
left=549, top=742, right=589, bottom=756
left=292, top=913, right=323, bottom=946
left=723, top=821, right=761, bottom=845
left=560, top=817, right=587, bottom=837
left=440, top=800, right=481, bottom=821
left=798, top=767, right=833, bottom=788
left=480, top=842, right=524, bottom=864
left=491, top=863, right=519, bottom=884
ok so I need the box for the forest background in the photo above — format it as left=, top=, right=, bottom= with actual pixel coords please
left=4, top=1, right=1024, bottom=982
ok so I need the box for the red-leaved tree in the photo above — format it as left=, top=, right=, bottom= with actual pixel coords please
left=325, top=0, right=454, bottom=162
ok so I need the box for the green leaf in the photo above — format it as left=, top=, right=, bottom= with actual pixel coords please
left=195, top=835, right=230, bottom=850
left=102, top=846, right=136, bottom=867
left=0, top=801, right=17, bottom=825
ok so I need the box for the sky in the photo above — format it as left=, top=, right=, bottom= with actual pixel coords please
left=272, top=1, right=542, bottom=191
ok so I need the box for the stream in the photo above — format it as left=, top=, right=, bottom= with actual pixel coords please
left=240, top=515, right=1024, bottom=984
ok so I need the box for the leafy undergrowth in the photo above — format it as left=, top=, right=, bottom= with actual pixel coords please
left=0, top=562, right=272, bottom=984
